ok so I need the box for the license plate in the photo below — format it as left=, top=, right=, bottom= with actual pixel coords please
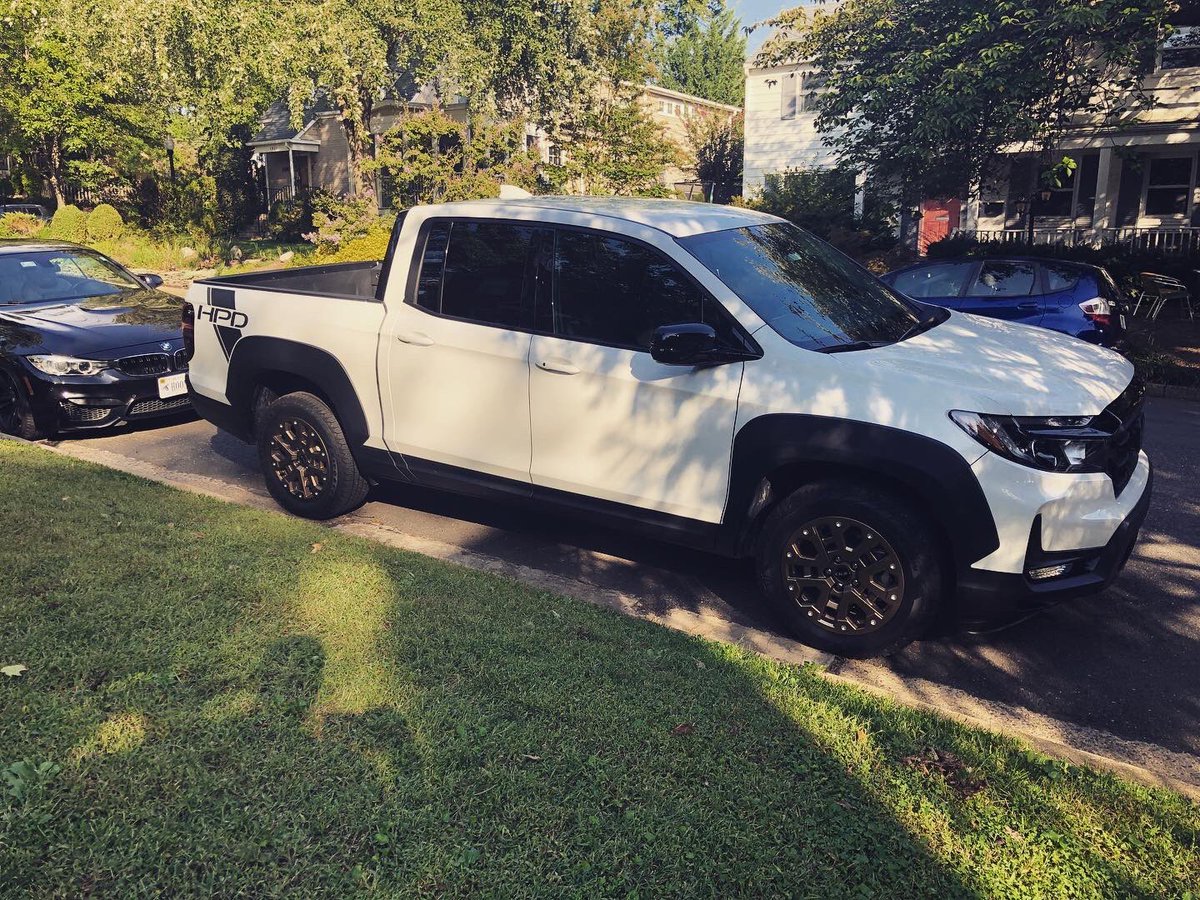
left=158, top=373, right=187, bottom=399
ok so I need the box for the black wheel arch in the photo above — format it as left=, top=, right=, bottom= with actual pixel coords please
left=719, top=414, right=1000, bottom=580
left=224, top=336, right=370, bottom=449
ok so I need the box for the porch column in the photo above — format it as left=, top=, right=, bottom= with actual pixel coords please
left=964, top=180, right=981, bottom=231
left=288, top=147, right=296, bottom=199
left=263, top=155, right=271, bottom=211
left=1093, top=147, right=1117, bottom=232
left=853, top=170, right=867, bottom=219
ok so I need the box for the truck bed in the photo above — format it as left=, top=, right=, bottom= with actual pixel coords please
left=196, top=260, right=383, bottom=301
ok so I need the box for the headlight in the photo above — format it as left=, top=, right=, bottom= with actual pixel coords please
left=950, top=410, right=1108, bottom=473
left=26, top=355, right=113, bottom=376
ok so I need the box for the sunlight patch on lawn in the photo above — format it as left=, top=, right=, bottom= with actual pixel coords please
left=72, top=711, right=151, bottom=759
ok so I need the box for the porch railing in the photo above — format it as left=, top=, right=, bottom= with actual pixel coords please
left=954, top=226, right=1200, bottom=256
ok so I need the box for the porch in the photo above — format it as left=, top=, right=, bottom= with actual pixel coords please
left=955, top=225, right=1200, bottom=256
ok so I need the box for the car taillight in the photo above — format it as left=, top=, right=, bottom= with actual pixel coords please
left=182, top=301, right=195, bottom=361
left=1079, top=297, right=1112, bottom=327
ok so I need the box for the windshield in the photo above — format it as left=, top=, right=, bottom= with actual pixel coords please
left=679, top=223, right=922, bottom=351
left=0, top=249, right=143, bottom=305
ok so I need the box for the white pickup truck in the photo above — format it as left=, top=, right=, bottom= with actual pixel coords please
left=184, top=197, right=1150, bottom=656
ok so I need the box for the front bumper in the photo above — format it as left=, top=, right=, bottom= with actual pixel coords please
left=24, top=366, right=192, bottom=434
left=955, top=459, right=1152, bottom=630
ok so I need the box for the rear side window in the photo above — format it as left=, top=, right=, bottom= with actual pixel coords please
left=1043, top=263, right=1081, bottom=293
left=889, top=262, right=974, bottom=299
left=966, top=261, right=1036, bottom=298
left=413, top=220, right=545, bottom=328
left=549, top=230, right=727, bottom=351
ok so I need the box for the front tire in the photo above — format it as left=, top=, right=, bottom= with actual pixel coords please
left=755, top=479, right=945, bottom=658
left=0, top=370, right=44, bottom=440
left=256, top=391, right=369, bottom=519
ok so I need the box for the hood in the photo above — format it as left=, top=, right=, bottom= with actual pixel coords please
left=861, top=311, right=1133, bottom=417
left=0, top=289, right=183, bottom=358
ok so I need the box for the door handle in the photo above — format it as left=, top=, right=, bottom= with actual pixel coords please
left=536, top=358, right=580, bottom=376
left=1016, top=302, right=1040, bottom=312
left=396, top=331, right=434, bottom=346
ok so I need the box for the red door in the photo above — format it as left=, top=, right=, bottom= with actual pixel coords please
left=918, top=198, right=961, bottom=255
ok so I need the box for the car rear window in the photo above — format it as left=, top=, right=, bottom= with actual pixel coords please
left=966, top=261, right=1036, bottom=298
left=1043, top=263, right=1081, bottom=293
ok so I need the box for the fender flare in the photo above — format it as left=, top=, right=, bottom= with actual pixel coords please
left=225, top=335, right=370, bottom=447
left=719, top=414, right=1000, bottom=571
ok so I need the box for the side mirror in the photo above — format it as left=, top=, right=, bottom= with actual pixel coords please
left=139, top=273, right=164, bottom=289
left=650, top=323, right=720, bottom=365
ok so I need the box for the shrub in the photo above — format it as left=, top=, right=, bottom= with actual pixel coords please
left=85, top=204, right=125, bottom=241
left=304, top=191, right=380, bottom=255
left=0, top=212, right=44, bottom=238
left=310, top=221, right=393, bottom=264
left=267, top=196, right=314, bottom=243
left=43, top=205, right=88, bottom=243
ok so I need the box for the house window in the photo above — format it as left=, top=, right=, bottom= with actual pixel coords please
left=1037, top=161, right=1076, bottom=218
left=1144, top=156, right=1194, bottom=217
left=548, top=145, right=562, bottom=167
left=1161, top=27, right=1200, bottom=70
left=798, top=71, right=827, bottom=113
left=780, top=73, right=797, bottom=120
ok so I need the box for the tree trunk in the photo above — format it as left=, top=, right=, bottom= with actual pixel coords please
left=45, top=136, right=66, bottom=208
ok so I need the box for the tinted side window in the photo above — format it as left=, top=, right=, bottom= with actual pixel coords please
left=414, top=220, right=543, bottom=328
left=890, top=262, right=974, bottom=299
left=966, top=261, right=1036, bottom=298
left=1043, top=263, right=1081, bottom=293
left=552, top=231, right=723, bottom=351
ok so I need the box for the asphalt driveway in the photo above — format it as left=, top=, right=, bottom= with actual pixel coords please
left=59, top=397, right=1199, bottom=764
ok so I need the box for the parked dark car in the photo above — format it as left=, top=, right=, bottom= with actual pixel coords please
left=0, top=240, right=188, bottom=439
left=0, top=203, right=51, bottom=221
left=881, top=258, right=1128, bottom=349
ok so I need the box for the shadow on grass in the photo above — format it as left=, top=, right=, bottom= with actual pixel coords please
left=0, top=442, right=1197, bottom=897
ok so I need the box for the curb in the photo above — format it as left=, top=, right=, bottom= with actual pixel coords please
left=1145, top=381, right=1200, bottom=403
left=14, top=435, right=1200, bottom=803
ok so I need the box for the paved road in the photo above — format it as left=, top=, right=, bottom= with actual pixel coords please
left=62, top=398, right=1199, bottom=759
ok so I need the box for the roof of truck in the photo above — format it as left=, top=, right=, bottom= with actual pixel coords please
left=420, top=197, right=785, bottom=238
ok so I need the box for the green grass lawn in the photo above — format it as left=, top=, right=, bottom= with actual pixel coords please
left=0, top=441, right=1197, bottom=898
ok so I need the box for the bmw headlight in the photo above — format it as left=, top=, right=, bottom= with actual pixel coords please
left=950, top=410, right=1107, bottom=474
left=26, top=355, right=113, bottom=376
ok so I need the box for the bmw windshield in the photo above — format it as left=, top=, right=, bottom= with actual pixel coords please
left=679, top=223, right=940, bottom=352
left=0, top=249, right=144, bottom=305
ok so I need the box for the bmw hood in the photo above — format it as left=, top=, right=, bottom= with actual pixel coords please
left=0, top=289, right=183, bottom=357
left=863, top=311, right=1134, bottom=417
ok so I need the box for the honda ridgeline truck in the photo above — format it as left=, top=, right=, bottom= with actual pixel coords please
left=183, top=198, right=1151, bottom=657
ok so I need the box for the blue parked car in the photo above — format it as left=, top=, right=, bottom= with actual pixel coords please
left=881, top=257, right=1128, bottom=349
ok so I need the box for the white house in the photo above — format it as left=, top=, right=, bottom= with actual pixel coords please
left=742, top=13, right=1200, bottom=254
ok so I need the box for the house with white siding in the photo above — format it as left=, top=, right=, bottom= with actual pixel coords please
left=742, top=13, right=1200, bottom=254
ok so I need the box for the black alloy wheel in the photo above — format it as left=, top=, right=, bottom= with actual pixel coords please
left=268, top=417, right=331, bottom=501
left=756, top=479, right=944, bottom=658
left=781, top=516, right=905, bottom=634
left=255, top=391, right=369, bottom=519
left=0, top=370, right=41, bottom=439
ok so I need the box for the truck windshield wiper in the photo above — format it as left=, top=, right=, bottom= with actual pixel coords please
left=816, top=340, right=886, bottom=354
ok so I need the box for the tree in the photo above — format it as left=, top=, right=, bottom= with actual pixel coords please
left=755, top=0, right=1178, bottom=199
left=660, top=1, right=746, bottom=106
left=686, top=110, right=743, bottom=201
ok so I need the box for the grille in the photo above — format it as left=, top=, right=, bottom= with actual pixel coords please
left=1097, top=377, right=1146, bottom=497
left=60, top=402, right=112, bottom=423
left=128, top=396, right=190, bottom=417
left=117, top=353, right=173, bottom=376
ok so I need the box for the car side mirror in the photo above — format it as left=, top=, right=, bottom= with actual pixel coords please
left=650, top=323, right=721, bottom=365
left=139, top=273, right=164, bottom=289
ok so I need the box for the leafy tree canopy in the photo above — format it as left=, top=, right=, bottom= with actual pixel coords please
left=660, top=1, right=746, bottom=106
left=756, top=0, right=1179, bottom=198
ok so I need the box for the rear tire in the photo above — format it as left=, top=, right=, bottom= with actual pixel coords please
left=755, top=479, right=944, bottom=658
left=0, top=370, right=44, bottom=440
left=256, top=391, right=369, bottom=519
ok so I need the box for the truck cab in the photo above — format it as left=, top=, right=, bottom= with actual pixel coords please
left=184, top=198, right=1151, bottom=657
